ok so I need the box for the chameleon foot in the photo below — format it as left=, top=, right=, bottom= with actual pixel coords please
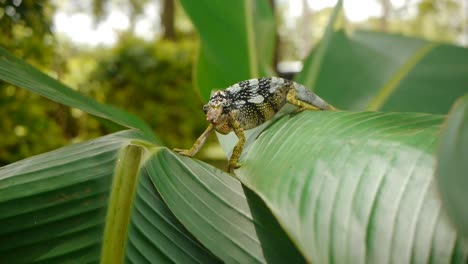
left=292, top=107, right=306, bottom=115
left=173, top=148, right=195, bottom=157
left=227, top=161, right=241, bottom=173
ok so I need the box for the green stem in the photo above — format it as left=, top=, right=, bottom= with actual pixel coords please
left=100, top=144, right=143, bottom=264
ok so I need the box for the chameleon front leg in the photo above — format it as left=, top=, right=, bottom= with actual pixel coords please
left=174, top=123, right=214, bottom=157
left=227, top=117, right=245, bottom=172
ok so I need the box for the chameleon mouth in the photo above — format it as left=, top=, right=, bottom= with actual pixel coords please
left=206, top=108, right=222, bottom=124
left=210, top=120, right=221, bottom=126
left=206, top=106, right=224, bottom=126
left=206, top=117, right=218, bottom=125
left=208, top=115, right=226, bottom=125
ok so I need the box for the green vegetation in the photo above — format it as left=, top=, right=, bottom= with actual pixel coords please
left=436, top=94, right=468, bottom=238
left=0, top=0, right=467, bottom=263
left=89, top=37, right=206, bottom=148
left=0, top=31, right=205, bottom=166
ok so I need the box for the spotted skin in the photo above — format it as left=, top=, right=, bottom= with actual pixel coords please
left=174, top=77, right=336, bottom=172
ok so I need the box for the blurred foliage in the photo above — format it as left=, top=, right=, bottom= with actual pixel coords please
left=275, top=0, right=466, bottom=62
left=0, top=0, right=67, bottom=166
left=91, top=0, right=146, bottom=24
left=412, top=0, right=464, bottom=42
left=360, top=0, right=465, bottom=44
left=86, top=35, right=206, bottom=148
left=0, top=0, right=205, bottom=165
left=0, top=33, right=206, bottom=165
left=0, top=0, right=55, bottom=64
left=0, top=86, right=67, bottom=165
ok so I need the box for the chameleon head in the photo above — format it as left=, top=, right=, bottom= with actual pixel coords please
left=203, top=90, right=229, bottom=125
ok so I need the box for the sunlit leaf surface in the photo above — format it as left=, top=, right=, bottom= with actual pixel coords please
left=224, top=111, right=468, bottom=263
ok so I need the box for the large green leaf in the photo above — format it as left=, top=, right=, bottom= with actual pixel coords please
left=0, top=47, right=158, bottom=142
left=223, top=111, right=468, bottom=263
left=125, top=170, right=220, bottom=263
left=436, top=94, right=468, bottom=238
left=0, top=131, right=216, bottom=263
left=301, top=30, right=468, bottom=114
left=147, top=148, right=306, bottom=263
left=0, top=128, right=310, bottom=263
left=0, top=131, right=133, bottom=263
left=178, top=0, right=275, bottom=101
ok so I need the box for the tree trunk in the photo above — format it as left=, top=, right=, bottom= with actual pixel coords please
left=161, top=0, right=176, bottom=40
left=464, top=0, right=468, bottom=45
left=269, top=0, right=280, bottom=74
left=380, top=0, right=391, bottom=31
left=300, top=0, right=313, bottom=59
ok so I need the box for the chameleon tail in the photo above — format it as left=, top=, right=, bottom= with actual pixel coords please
left=293, top=83, right=335, bottom=110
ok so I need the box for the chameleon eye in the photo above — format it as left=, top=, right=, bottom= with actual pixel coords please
left=203, top=105, right=208, bottom=114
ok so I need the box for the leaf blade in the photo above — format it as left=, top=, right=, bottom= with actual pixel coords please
left=146, top=148, right=306, bottom=263
left=302, top=30, right=468, bottom=113
left=125, top=170, right=221, bottom=263
left=231, top=111, right=468, bottom=263
left=366, top=42, right=438, bottom=110
left=0, top=131, right=135, bottom=263
left=0, top=131, right=224, bottom=263
left=436, top=94, right=468, bottom=238
left=0, top=47, right=158, bottom=142
left=179, top=0, right=275, bottom=101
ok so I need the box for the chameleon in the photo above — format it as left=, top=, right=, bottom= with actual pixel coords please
left=174, top=77, right=336, bottom=172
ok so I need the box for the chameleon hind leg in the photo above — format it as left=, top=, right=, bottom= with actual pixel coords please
left=286, top=88, right=321, bottom=113
left=174, top=124, right=214, bottom=157
left=227, top=116, right=245, bottom=172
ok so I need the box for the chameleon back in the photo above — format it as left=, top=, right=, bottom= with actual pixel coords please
left=224, top=77, right=292, bottom=130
